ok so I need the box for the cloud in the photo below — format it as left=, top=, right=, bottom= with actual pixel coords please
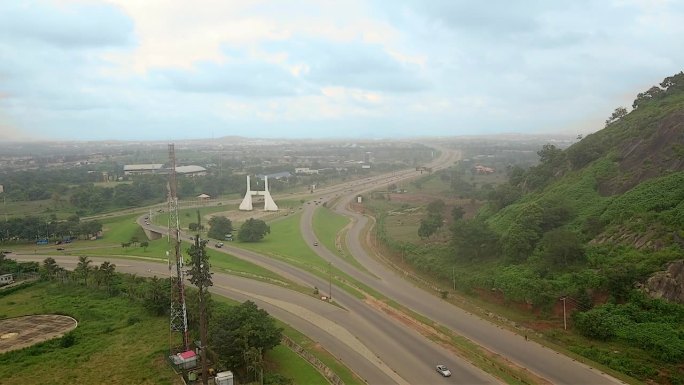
left=0, top=0, right=683, bottom=141
left=152, top=57, right=305, bottom=97
left=264, top=38, right=428, bottom=92
left=0, top=1, right=134, bottom=48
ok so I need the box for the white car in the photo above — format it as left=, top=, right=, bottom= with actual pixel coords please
left=436, top=365, right=451, bottom=377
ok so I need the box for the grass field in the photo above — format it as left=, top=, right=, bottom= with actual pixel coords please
left=0, top=198, right=75, bottom=221
left=312, top=206, right=371, bottom=273
left=1, top=281, right=363, bottom=385
left=0, top=282, right=180, bottom=385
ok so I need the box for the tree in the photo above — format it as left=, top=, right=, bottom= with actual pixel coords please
left=209, top=301, right=282, bottom=372
left=208, top=216, right=233, bottom=240
left=245, top=346, right=264, bottom=384
left=451, top=206, right=465, bottom=221
left=42, top=257, right=60, bottom=280
left=140, top=241, right=149, bottom=251
left=417, top=218, right=438, bottom=239
left=238, top=218, right=270, bottom=242
left=450, top=219, right=499, bottom=261
left=96, top=261, right=117, bottom=294
left=501, top=223, right=539, bottom=263
left=74, top=256, right=92, bottom=285
left=605, top=106, right=628, bottom=126
left=143, top=276, right=170, bottom=316
left=426, top=199, right=445, bottom=215
left=187, top=237, right=213, bottom=385
left=537, top=229, right=585, bottom=267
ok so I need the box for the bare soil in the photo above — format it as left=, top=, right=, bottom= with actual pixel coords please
left=0, top=314, right=78, bottom=353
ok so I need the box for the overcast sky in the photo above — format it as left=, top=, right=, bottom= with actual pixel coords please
left=1, top=0, right=682, bottom=141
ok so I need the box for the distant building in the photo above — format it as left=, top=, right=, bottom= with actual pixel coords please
left=258, top=171, right=292, bottom=180
left=123, top=164, right=164, bottom=175
left=295, top=167, right=319, bottom=175
left=175, top=165, right=207, bottom=177
left=473, top=164, right=495, bottom=174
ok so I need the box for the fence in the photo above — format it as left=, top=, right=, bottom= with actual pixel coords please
left=281, top=335, right=345, bottom=385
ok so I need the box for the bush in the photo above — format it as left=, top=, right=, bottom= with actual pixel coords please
left=59, top=332, right=76, bottom=348
left=573, top=305, right=628, bottom=340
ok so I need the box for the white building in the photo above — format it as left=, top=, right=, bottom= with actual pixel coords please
left=175, top=165, right=207, bottom=177
left=123, top=164, right=164, bottom=175
left=295, top=167, right=319, bottom=175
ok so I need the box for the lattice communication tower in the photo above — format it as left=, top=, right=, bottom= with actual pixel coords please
left=167, top=143, right=190, bottom=351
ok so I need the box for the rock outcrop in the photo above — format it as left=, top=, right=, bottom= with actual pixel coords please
left=645, top=259, right=684, bottom=304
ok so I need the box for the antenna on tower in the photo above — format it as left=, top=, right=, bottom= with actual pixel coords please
left=167, top=143, right=190, bottom=352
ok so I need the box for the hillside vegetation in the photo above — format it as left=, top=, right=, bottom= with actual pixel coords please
left=369, top=72, right=684, bottom=384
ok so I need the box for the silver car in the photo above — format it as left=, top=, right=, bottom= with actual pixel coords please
left=436, top=365, right=451, bottom=377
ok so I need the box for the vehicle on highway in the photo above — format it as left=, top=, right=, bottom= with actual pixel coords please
left=313, top=241, right=318, bottom=246
left=56, top=247, right=65, bottom=251
left=436, top=365, right=451, bottom=377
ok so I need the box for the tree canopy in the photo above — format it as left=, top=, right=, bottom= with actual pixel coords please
left=209, top=300, right=282, bottom=372
left=237, top=218, right=270, bottom=242
left=208, top=216, right=233, bottom=240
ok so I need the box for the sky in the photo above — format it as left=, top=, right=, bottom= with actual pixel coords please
left=0, top=0, right=683, bottom=142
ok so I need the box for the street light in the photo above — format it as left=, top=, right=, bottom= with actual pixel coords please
left=560, top=296, right=567, bottom=330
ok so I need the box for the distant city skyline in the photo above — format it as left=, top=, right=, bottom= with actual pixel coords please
left=1, top=1, right=683, bottom=141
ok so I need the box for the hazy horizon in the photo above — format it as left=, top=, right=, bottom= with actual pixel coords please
left=1, top=1, right=682, bottom=142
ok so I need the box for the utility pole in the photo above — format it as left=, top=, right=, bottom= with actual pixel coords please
left=329, top=261, right=333, bottom=301
left=561, top=296, right=567, bottom=330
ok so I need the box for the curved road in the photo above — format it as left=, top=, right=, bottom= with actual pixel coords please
left=299, top=147, right=623, bottom=385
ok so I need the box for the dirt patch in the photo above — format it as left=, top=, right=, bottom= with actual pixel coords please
left=0, top=314, right=78, bottom=353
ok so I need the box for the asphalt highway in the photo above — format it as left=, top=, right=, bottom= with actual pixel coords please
left=298, top=148, right=623, bottom=385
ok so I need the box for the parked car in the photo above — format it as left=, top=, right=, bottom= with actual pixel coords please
left=436, top=365, right=451, bottom=377
left=215, top=242, right=224, bottom=248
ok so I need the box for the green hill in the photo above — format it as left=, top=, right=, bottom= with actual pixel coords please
left=366, top=72, right=684, bottom=384
left=465, top=72, right=684, bottom=384
left=486, top=72, right=684, bottom=281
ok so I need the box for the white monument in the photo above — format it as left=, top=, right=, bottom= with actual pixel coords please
left=239, top=175, right=278, bottom=211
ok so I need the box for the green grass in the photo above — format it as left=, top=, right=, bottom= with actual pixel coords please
left=233, top=213, right=382, bottom=301
left=0, top=282, right=180, bottom=385
left=236, top=213, right=324, bottom=268
left=0, top=198, right=76, bottom=221
left=266, top=345, right=329, bottom=384
left=0, top=281, right=362, bottom=385
left=312, top=206, right=370, bottom=272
